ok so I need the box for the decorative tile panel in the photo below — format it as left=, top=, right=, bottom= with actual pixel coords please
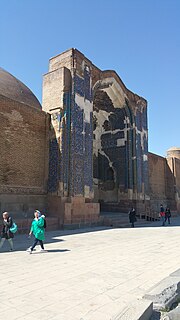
left=48, top=139, right=59, bottom=192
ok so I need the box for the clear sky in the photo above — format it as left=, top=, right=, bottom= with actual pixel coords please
left=0, top=0, right=179, bottom=156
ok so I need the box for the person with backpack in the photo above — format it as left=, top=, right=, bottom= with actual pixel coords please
left=27, top=210, right=46, bottom=254
left=0, top=211, right=14, bottom=251
left=37, top=210, right=47, bottom=229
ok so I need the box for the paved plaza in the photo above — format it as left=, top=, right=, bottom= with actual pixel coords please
left=1, top=218, right=180, bottom=320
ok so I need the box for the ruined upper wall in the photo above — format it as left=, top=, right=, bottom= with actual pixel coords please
left=46, top=48, right=147, bottom=109
left=42, top=67, right=71, bottom=113
left=48, top=49, right=74, bottom=73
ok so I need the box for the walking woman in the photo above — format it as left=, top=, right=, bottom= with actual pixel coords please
left=27, top=210, right=46, bottom=254
left=0, top=212, right=14, bottom=251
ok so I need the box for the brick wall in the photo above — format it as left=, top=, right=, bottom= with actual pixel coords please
left=174, top=158, right=180, bottom=211
left=148, top=152, right=176, bottom=212
left=0, top=95, right=49, bottom=195
left=168, top=157, right=180, bottom=212
left=148, top=152, right=167, bottom=199
left=174, top=158, right=180, bottom=197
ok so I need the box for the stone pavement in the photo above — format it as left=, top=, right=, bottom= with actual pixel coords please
left=1, top=217, right=180, bottom=320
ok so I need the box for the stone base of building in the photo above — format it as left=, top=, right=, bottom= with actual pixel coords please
left=64, top=197, right=100, bottom=226
left=100, top=200, right=149, bottom=217
left=47, top=195, right=100, bottom=228
left=0, top=194, right=47, bottom=218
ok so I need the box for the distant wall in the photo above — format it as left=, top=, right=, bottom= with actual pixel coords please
left=167, top=157, right=180, bottom=212
left=148, top=152, right=176, bottom=212
left=174, top=158, right=180, bottom=211
left=174, top=158, right=180, bottom=198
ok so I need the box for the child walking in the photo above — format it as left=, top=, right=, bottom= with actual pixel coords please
left=27, top=210, right=46, bottom=254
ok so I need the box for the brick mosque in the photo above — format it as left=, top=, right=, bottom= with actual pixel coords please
left=0, top=48, right=180, bottom=229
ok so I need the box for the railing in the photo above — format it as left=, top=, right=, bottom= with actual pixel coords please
left=144, top=210, right=160, bottom=221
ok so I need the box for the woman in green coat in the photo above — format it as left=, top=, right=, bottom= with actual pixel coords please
left=27, top=210, right=46, bottom=254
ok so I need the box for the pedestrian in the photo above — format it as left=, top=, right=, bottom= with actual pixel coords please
left=160, top=204, right=165, bottom=226
left=0, top=212, right=14, bottom=251
left=129, top=208, right=137, bottom=228
left=165, top=207, right=171, bottom=225
left=26, top=210, right=46, bottom=254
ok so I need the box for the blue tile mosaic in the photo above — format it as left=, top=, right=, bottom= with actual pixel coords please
left=84, top=117, right=93, bottom=191
left=84, top=68, right=92, bottom=101
left=126, top=129, right=133, bottom=189
left=62, top=91, right=71, bottom=193
left=142, top=107, right=148, bottom=130
left=48, top=139, right=59, bottom=192
left=136, top=111, right=142, bottom=131
left=74, top=75, right=84, bottom=97
left=143, top=135, right=149, bottom=193
left=101, top=131, right=124, bottom=149
left=136, top=133, right=142, bottom=192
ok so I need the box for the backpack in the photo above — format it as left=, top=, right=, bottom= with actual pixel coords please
left=10, top=222, right=18, bottom=234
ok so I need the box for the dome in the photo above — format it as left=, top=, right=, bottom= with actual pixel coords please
left=0, top=67, right=41, bottom=110
left=167, top=147, right=180, bottom=152
left=167, top=147, right=180, bottom=159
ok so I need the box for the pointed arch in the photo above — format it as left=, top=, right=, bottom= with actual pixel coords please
left=92, top=75, right=135, bottom=202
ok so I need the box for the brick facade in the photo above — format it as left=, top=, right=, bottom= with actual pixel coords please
left=0, top=94, right=49, bottom=216
left=0, top=49, right=179, bottom=229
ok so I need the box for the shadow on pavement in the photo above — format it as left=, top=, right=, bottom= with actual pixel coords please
left=46, top=249, right=70, bottom=253
left=1, top=217, right=180, bottom=253
left=135, top=218, right=180, bottom=229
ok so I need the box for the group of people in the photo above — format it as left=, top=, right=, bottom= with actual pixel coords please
left=128, top=204, right=172, bottom=228
left=0, top=204, right=173, bottom=251
left=160, top=204, right=171, bottom=226
left=0, top=210, right=46, bottom=253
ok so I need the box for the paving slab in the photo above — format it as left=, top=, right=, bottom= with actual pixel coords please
left=1, top=217, right=180, bottom=319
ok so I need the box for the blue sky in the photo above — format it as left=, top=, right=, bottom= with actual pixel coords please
left=0, top=0, right=179, bottom=156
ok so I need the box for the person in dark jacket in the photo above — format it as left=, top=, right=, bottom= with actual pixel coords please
left=165, top=207, right=171, bottom=225
left=129, top=208, right=137, bottom=228
left=0, top=212, right=14, bottom=251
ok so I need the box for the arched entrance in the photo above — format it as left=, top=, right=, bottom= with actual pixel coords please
left=92, top=77, right=135, bottom=207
